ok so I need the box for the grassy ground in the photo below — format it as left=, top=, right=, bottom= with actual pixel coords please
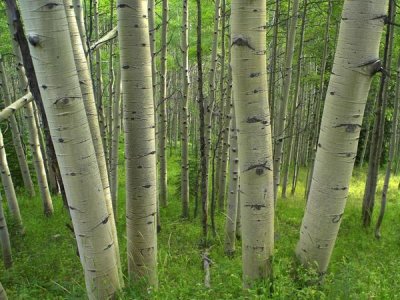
left=1, top=150, right=400, bottom=299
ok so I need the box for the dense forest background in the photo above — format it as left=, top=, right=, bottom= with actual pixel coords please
left=0, top=0, right=400, bottom=299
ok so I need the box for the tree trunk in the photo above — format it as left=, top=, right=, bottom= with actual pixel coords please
left=0, top=56, right=35, bottom=197
left=0, top=128, right=23, bottom=231
left=180, top=0, right=190, bottom=218
left=295, top=0, right=387, bottom=273
left=272, top=0, right=300, bottom=202
left=0, top=192, right=12, bottom=269
left=224, top=105, right=238, bottom=256
left=231, top=0, right=274, bottom=286
left=117, top=0, right=158, bottom=286
left=158, top=0, right=169, bottom=208
left=64, top=0, right=123, bottom=282
left=0, top=282, right=7, bottom=300
left=20, top=1, right=121, bottom=297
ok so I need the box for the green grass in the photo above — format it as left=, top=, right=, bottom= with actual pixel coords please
left=2, top=150, right=400, bottom=299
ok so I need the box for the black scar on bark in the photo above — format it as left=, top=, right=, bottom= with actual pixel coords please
left=334, top=123, right=361, bottom=133
left=231, top=36, right=255, bottom=51
left=244, top=204, right=266, bottom=210
left=332, top=214, right=343, bottom=223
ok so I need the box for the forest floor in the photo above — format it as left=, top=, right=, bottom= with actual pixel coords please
left=1, top=149, right=400, bottom=299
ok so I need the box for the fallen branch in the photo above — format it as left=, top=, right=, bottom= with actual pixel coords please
left=90, top=26, right=118, bottom=52
left=202, top=250, right=212, bottom=288
left=0, top=92, right=33, bottom=122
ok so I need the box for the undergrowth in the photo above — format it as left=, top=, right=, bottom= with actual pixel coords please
left=1, top=149, right=400, bottom=299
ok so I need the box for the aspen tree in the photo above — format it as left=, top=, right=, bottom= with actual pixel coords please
left=0, top=192, right=12, bottom=269
left=231, top=0, right=274, bottom=285
left=117, top=0, right=158, bottom=286
left=296, top=0, right=388, bottom=273
left=4, top=11, right=55, bottom=215
left=224, top=106, right=238, bottom=256
left=0, top=129, right=23, bottom=231
left=19, top=1, right=121, bottom=297
left=181, top=0, right=190, bottom=218
left=64, top=0, right=123, bottom=282
left=72, top=0, right=87, bottom=53
left=272, top=0, right=299, bottom=201
left=0, top=57, right=34, bottom=197
left=159, top=0, right=169, bottom=208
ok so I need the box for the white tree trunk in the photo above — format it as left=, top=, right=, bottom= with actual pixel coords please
left=231, top=0, right=274, bottom=285
left=0, top=192, right=12, bottom=269
left=117, top=0, right=158, bottom=286
left=19, top=1, right=121, bottom=298
left=296, top=0, right=388, bottom=273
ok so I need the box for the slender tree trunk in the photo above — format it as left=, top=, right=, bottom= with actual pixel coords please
left=72, top=0, right=87, bottom=53
left=110, top=68, right=121, bottom=216
left=117, top=0, right=158, bottom=286
left=295, top=0, right=387, bottom=273
left=362, top=0, right=394, bottom=228
left=20, top=1, right=121, bottom=297
left=0, top=192, right=12, bottom=269
left=281, top=0, right=307, bottom=199
left=224, top=105, right=238, bottom=256
left=0, top=57, right=35, bottom=196
left=197, top=0, right=209, bottom=243
left=158, top=0, right=169, bottom=208
left=375, top=46, right=400, bottom=238
left=0, top=129, right=23, bottom=231
left=272, top=0, right=300, bottom=202
left=231, top=0, right=274, bottom=286
left=64, top=0, right=123, bottom=282
left=180, top=0, right=190, bottom=218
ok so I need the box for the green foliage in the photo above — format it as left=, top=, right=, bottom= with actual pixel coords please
left=2, top=151, right=400, bottom=298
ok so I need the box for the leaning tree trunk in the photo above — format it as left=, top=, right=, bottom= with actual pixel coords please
left=19, top=1, right=121, bottom=298
left=231, top=0, right=274, bottom=286
left=0, top=192, right=12, bottom=269
left=117, top=0, right=158, bottom=287
left=180, top=0, right=190, bottom=218
left=0, top=56, right=35, bottom=196
left=0, top=129, right=23, bottom=231
left=64, top=0, right=123, bottom=282
left=295, top=0, right=388, bottom=274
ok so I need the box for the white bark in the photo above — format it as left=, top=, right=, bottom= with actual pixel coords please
left=19, top=1, right=121, bottom=298
left=231, top=0, right=274, bottom=285
left=296, top=0, right=388, bottom=273
left=117, top=0, right=158, bottom=286
left=0, top=93, right=32, bottom=122
left=0, top=192, right=12, bottom=268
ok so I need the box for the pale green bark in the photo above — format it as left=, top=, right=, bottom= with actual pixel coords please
left=20, top=1, right=121, bottom=298
left=231, top=0, right=274, bottom=285
left=296, top=0, right=388, bottom=273
left=72, top=0, right=87, bottom=53
left=117, top=0, right=158, bottom=286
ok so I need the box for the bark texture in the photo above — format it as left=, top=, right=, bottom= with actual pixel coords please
left=231, top=0, right=274, bottom=285
left=296, top=0, right=388, bottom=273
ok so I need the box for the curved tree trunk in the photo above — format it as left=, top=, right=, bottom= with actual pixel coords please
left=295, top=0, right=388, bottom=273
left=231, top=0, right=274, bottom=286
left=20, top=1, right=121, bottom=298
left=117, top=0, right=158, bottom=287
